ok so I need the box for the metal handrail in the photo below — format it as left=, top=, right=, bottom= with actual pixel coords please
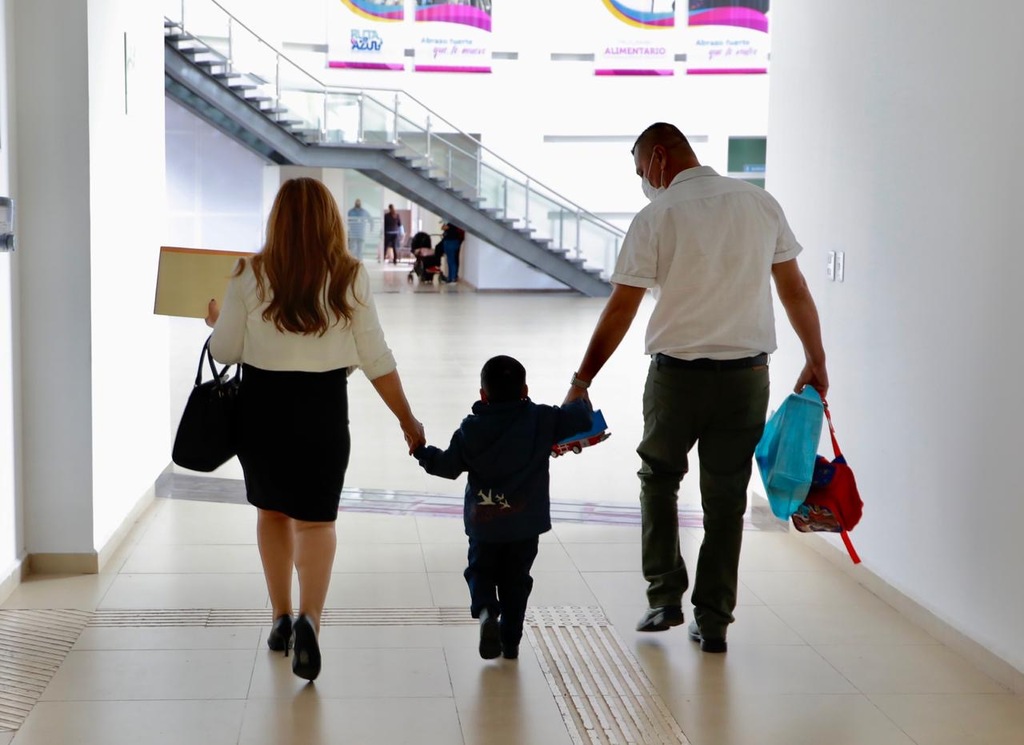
left=174, top=0, right=625, bottom=239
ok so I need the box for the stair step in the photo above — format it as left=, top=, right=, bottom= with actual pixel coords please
left=196, top=60, right=231, bottom=73
left=277, top=119, right=304, bottom=127
left=165, top=33, right=195, bottom=44
left=515, top=227, right=536, bottom=236
left=229, top=83, right=259, bottom=92
left=259, top=106, right=288, bottom=114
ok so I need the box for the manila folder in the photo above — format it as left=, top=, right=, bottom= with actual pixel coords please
left=154, top=246, right=254, bottom=319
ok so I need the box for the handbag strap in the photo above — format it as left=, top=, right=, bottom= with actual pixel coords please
left=196, top=336, right=238, bottom=388
left=822, top=400, right=842, bottom=458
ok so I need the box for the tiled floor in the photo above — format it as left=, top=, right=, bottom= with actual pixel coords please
left=4, top=267, right=1024, bottom=744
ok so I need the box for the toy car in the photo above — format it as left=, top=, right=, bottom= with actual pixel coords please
left=552, top=409, right=610, bottom=457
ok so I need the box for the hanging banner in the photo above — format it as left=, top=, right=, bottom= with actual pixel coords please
left=413, top=1, right=492, bottom=74
left=687, top=0, right=770, bottom=74
left=596, top=0, right=675, bottom=77
left=327, top=0, right=407, bottom=71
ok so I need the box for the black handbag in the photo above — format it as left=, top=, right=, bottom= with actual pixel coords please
left=172, top=336, right=241, bottom=472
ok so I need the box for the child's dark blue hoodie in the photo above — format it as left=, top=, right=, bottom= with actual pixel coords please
left=414, top=398, right=592, bottom=543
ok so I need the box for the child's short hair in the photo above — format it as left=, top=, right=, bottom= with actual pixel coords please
left=481, top=355, right=526, bottom=404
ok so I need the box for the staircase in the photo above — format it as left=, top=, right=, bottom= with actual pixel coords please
left=163, top=4, right=620, bottom=297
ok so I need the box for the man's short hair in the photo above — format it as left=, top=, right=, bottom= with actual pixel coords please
left=481, top=355, right=526, bottom=403
left=632, top=122, right=692, bottom=156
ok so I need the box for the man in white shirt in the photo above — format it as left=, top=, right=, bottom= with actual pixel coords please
left=565, top=122, right=828, bottom=652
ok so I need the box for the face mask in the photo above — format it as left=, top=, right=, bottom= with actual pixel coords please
left=641, top=151, right=665, bottom=202
left=642, top=178, right=664, bottom=202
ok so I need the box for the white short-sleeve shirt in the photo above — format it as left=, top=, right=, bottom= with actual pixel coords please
left=209, top=260, right=397, bottom=379
left=611, top=166, right=802, bottom=360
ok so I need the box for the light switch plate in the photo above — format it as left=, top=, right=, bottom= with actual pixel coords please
left=836, top=251, right=845, bottom=282
left=826, top=251, right=836, bottom=281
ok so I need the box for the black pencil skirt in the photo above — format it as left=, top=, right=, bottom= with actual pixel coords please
left=237, top=364, right=351, bottom=522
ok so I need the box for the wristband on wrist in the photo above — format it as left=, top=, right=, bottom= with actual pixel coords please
left=570, top=372, right=591, bottom=390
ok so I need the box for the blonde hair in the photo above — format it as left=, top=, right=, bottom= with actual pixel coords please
left=239, top=177, right=361, bottom=335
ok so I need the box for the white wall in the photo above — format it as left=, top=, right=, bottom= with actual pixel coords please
left=87, top=0, right=171, bottom=551
left=15, top=0, right=172, bottom=558
left=14, top=0, right=95, bottom=554
left=767, top=1, right=1024, bottom=675
left=462, top=237, right=567, bottom=292
left=0, top=0, right=22, bottom=583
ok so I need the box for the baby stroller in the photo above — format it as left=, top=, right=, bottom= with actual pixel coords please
left=407, top=231, right=444, bottom=285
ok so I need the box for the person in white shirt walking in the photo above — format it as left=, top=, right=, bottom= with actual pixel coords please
left=207, top=178, right=425, bottom=681
left=565, top=122, right=828, bottom=653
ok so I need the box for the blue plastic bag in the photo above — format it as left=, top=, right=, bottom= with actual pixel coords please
left=754, top=388, right=824, bottom=519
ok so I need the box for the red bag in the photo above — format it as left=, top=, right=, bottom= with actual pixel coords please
left=791, top=403, right=863, bottom=564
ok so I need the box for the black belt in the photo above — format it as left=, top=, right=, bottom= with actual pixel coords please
left=653, top=353, right=768, bottom=371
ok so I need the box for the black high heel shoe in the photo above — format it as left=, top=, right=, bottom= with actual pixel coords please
left=267, top=614, right=293, bottom=657
left=291, top=614, right=322, bottom=681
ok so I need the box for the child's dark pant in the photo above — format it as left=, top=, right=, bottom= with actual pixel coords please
left=465, top=537, right=539, bottom=647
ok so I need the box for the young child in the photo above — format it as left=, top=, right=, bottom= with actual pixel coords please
left=413, top=355, right=592, bottom=660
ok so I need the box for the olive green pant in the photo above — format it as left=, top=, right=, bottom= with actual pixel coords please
left=638, top=358, right=769, bottom=638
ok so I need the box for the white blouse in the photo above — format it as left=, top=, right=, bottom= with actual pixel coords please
left=209, top=260, right=397, bottom=379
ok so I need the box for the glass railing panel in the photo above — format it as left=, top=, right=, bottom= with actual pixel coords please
left=477, top=164, right=508, bottom=216
left=277, top=89, right=322, bottom=134
left=576, top=216, right=622, bottom=280
left=392, top=96, right=440, bottom=146
left=359, top=94, right=394, bottom=146
left=409, top=135, right=472, bottom=195
left=524, top=191, right=562, bottom=247
left=502, top=178, right=529, bottom=231
left=179, top=0, right=231, bottom=58
left=229, top=26, right=278, bottom=89
left=394, top=110, right=430, bottom=164
left=324, top=92, right=363, bottom=145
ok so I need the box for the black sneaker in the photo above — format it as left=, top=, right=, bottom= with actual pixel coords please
left=635, top=606, right=685, bottom=632
left=478, top=609, right=501, bottom=660
left=688, top=620, right=727, bottom=653
left=501, top=642, right=519, bottom=660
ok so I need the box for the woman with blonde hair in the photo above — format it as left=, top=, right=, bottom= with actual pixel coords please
left=207, top=177, right=424, bottom=681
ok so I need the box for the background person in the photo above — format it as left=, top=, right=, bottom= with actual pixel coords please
left=207, top=178, right=425, bottom=681
left=383, top=204, right=403, bottom=264
left=440, top=220, right=465, bottom=282
left=565, top=122, right=827, bottom=653
left=346, top=198, right=372, bottom=259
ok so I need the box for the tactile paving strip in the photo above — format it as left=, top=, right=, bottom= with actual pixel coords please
left=89, top=607, right=479, bottom=627
left=0, top=609, right=92, bottom=732
left=2, top=607, right=689, bottom=742
left=526, top=607, right=691, bottom=745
